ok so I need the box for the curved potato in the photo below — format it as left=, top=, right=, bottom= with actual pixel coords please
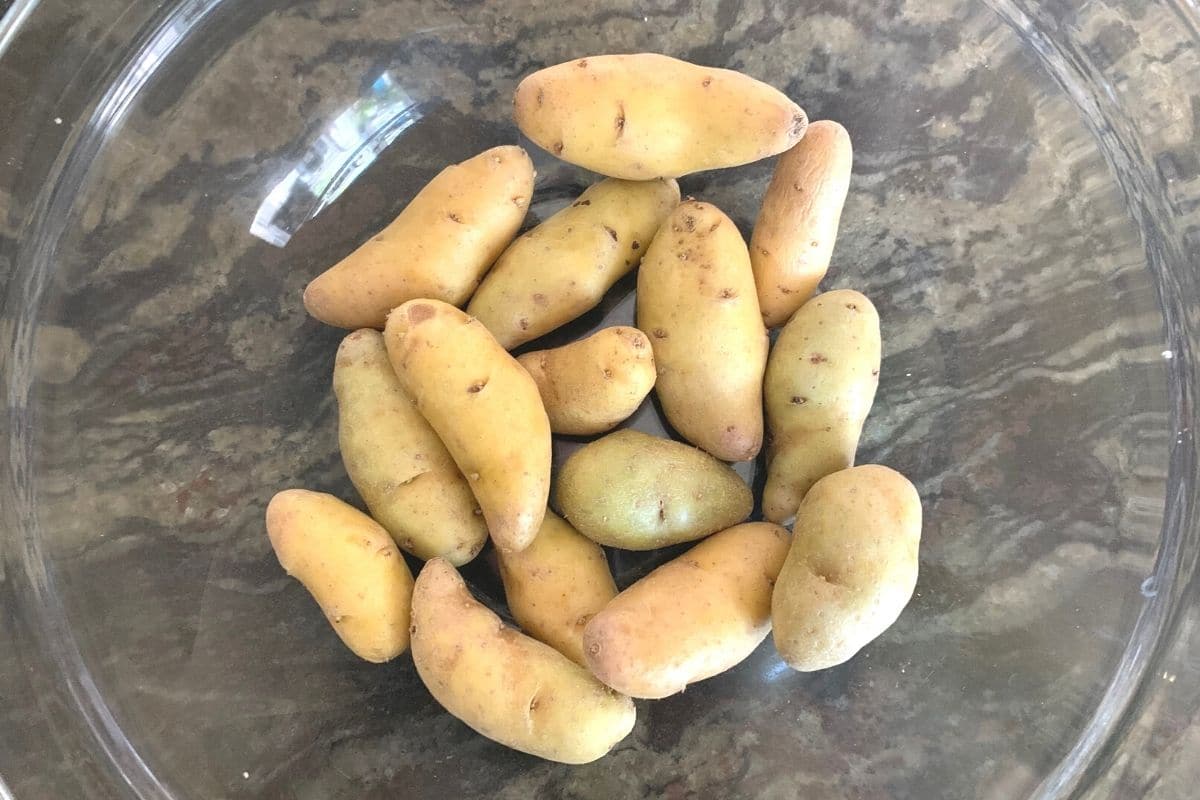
left=303, top=146, right=534, bottom=329
left=772, top=465, right=922, bottom=671
left=637, top=200, right=768, bottom=461
left=583, top=522, right=790, bottom=698
left=265, top=489, right=413, bottom=663
left=514, top=54, right=807, bottom=179
left=517, top=326, right=655, bottom=435
left=411, top=558, right=635, bottom=764
left=384, top=299, right=550, bottom=552
left=555, top=429, right=752, bottom=550
left=497, top=510, right=618, bottom=665
left=751, top=121, right=853, bottom=328
left=763, top=290, right=880, bottom=524
left=469, top=177, right=679, bottom=349
left=334, top=329, right=487, bottom=565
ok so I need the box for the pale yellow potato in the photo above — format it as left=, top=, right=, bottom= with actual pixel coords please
left=497, top=510, right=617, bottom=666
left=469, top=177, right=679, bottom=349
left=411, top=558, right=635, bottom=764
left=333, top=330, right=487, bottom=565
left=583, top=522, right=789, bottom=699
left=517, top=326, right=655, bottom=436
left=514, top=54, right=807, bottom=180
left=303, top=146, right=534, bottom=329
left=763, top=290, right=880, bottom=524
left=637, top=200, right=768, bottom=461
left=772, top=465, right=922, bottom=671
left=384, top=299, right=550, bottom=552
left=555, top=429, right=752, bottom=550
left=751, top=121, right=853, bottom=328
left=265, top=489, right=413, bottom=663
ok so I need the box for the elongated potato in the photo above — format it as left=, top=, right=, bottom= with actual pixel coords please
left=751, top=121, right=853, bottom=328
left=469, top=177, right=679, bottom=348
left=265, top=489, right=413, bottom=663
left=763, top=290, right=880, bottom=523
left=411, top=558, right=635, bottom=763
left=384, top=299, right=550, bottom=552
left=303, top=146, right=534, bottom=329
left=514, top=54, right=807, bottom=179
left=497, top=511, right=617, bottom=665
left=637, top=200, right=768, bottom=461
left=333, top=330, right=487, bottom=565
left=772, top=466, right=921, bottom=671
left=583, top=522, right=789, bottom=698
left=517, top=326, right=655, bottom=435
left=555, top=429, right=752, bottom=550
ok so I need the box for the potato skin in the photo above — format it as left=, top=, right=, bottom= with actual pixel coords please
left=517, top=326, right=655, bottom=436
left=763, top=290, right=880, bottom=523
left=333, top=330, right=487, bottom=565
left=583, top=522, right=790, bottom=698
left=637, top=200, right=768, bottom=461
left=514, top=54, right=807, bottom=180
left=469, top=177, right=679, bottom=349
left=411, top=558, right=635, bottom=764
left=303, top=146, right=534, bottom=329
left=772, top=465, right=922, bottom=671
left=265, top=489, right=413, bottom=663
left=497, top=510, right=618, bottom=666
left=384, top=300, right=550, bottom=552
left=751, top=121, right=853, bottom=328
left=555, top=429, right=752, bottom=550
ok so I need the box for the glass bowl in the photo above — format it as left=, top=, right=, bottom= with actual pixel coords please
left=2, top=1, right=1199, bottom=798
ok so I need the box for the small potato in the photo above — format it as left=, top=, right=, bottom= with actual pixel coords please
left=637, top=200, right=768, bottom=461
left=303, top=146, right=534, bottom=329
left=514, top=54, right=807, bottom=180
left=265, top=489, right=413, bottom=663
left=384, top=300, right=550, bottom=552
left=555, top=429, right=752, bottom=550
left=772, top=465, right=922, bottom=671
left=763, top=290, right=880, bottom=524
left=497, top=510, right=618, bottom=666
left=333, top=330, right=487, bottom=565
left=584, top=522, right=790, bottom=698
left=751, top=121, right=853, bottom=327
left=517, top=326, right=655, bottom=436
left=411, top=558, right=635, bottom=764
left=469, top=177, right=679, bottom=349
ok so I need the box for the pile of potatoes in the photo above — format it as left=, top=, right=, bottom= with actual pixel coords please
left=266, top=53, right=922, bottom=765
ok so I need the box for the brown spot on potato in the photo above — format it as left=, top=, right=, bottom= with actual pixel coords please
left=604, top=225, right=618, bottom=241
left=448, top=212, right=464, bottom=223
left=577, top=58, right=588, bottom=67
left=652, top=328, right=668, bottom=339
left=809, top=353, right=827, bottom=364
left=467, top=379, right=488, bottom=393
left=791, top=112, right=808, bottom=139
left=518, top=318, right=529, bottom=330
left=536, top=87, right=545, bottom=106
left=407, top=304, right=436, bottom=324
left=683, top=215, right=697, bottom=231
left=529, top=695, right=540, bottom=712
left=572, top=199, right=591, bottom=207
left=409, top=623, right=417, bottom=635
left=871, top=368, right=880, bottom=376
left=512, top=195, right=527, bottom=208
left=790, top=396, right=807, bottom=405
left=657, top=499, right=666, bottom=521
left=588, top=642, right=601, bottom=656
left=553, top=141, right=564, bottom=155
left=631, top=240, right=640, bottom=250
left=372, top=235, right=385, bottom=243
left=615, top=103, right=625, bottom=137
left=811, top=240, right=820, bottom=248
left=602, top=368, right=613, bottom=379
left=719, top=288, right=737, bottom=299
left=532, top=292, right=548, bottom=306
left=709, top=221, right=720, bottom=232
left=846, top=302, right=858, bottom=310
left=702, top=76, right=712, bottom=87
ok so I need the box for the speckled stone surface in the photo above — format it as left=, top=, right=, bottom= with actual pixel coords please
left=1, top=1, right=1199, bottom=798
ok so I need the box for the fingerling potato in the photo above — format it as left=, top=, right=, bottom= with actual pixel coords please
left=772, top=465, right=922, bottom=671
left=333, top=329, right=487, bottom=565
left=555, top=429, right=752, bottom=550
left=583, top=522, right=790, bottom=698
left=411, top=558, right=635, bottom=764
left=637, top=200, right=768, bottom=461
left=497, top=510, right=618, bottom=665
left=514, top=54, right=807, bottom=179
left=751, top=121, right=853, bottom=327
left=517, top=326, right=655, bottom=436
left=469, top=177, right=679, bottom=349
left=266, top=489, right=413, bottom=663
left=384, top=299, right=550, bottom=552
left=763, top=289, right=880, bottom=524
left=304, top=146, right=534, bottom=329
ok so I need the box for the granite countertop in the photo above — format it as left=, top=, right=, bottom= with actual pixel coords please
left=1, top=0, right=1199, bottom=798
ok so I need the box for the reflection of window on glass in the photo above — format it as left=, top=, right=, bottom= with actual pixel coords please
left=251, top=73, right=423, bottom=247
